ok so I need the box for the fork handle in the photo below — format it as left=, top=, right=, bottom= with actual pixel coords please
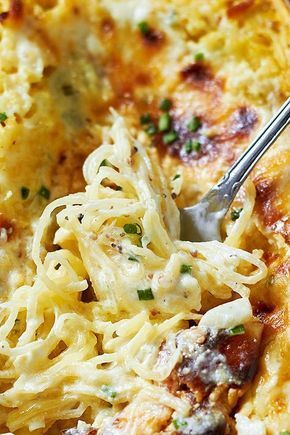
left=207, top=97, right=290, bottom=209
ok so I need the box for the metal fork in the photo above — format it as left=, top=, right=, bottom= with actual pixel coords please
left=179, top=98, right=290, bottom=242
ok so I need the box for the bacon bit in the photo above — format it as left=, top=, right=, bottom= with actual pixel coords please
left=166, top=366, right=207, bottom=403
left=227, top=0, right=254, bottom=19
left=253, top=301, right=287, bottom=335
left=255, top=178, right=290, bottom=243
left=275, top=259, right=290, bottom=276
left=262, top=250, right=279, bottom=265
left=0, top=0, right=23, bottom=24
left=181, top=63, right=214, bottom=88
left=9, top=0, right=23, bottom=21
left=218, top=328, right=261, bottom=382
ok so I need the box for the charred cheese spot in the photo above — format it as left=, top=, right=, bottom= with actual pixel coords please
left=180, top=63, right=218, bottom=91
left=216, top=107, right=257, bottom=141
left=157, top=105, right=257, bottom=167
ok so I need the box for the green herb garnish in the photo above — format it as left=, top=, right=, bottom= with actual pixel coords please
left=128, top=256, right=139, bottom=262
left=20, top=186, right=30, bottom=200
left=231, top=208, right=243, bottom=221
left=280, top=432, right=290, bottom=435
left=172, top=418, right=188, bottom=429
left=140, top=113, right=152, bottom=125
left=187, top=116, right=201, bottom=132
left=101, top=385, right=117, bottom=399
left=145, top=123, right=157, bottom=136
left=137, top=288, right=154, bottom=300
left=229, top=324, right=245, bottom=336
left=158, top=113, right=171, bottom=132
left=62, top=84, right=75, bottom=96
left=138, top=21, right=150, bottom=35
left=100, top=159, right=109, bottom=167
left=184, top=139, right=201, bottom=154
left=163, top=131, right=178, bottom=144
left=159, top=98, right=172, bottom=111
left=38, top=185, right=50, bottom=200
left=180, top=264, right=192, bottom=274
left=194, top=52, right=204, bottom=62
left=0, top=112, right=8, bottom=122
left=172, top=174, right=180, bottom=181
left=123, top=223, right=142, bottom=235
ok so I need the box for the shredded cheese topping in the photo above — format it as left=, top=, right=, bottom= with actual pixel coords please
left=0, top=115, right=267, bottom=432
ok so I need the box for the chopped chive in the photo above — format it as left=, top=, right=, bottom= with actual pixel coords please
left=101, top=385, right=117, bottom=399
left=62, top=84, right=75, bottom=96
left=54, top=263, right=61, bottom=270
left=78, top=213, right=84, bottom=223
left=172, top=174, right=180, bottom=181
left=184, top=139, right=192, bottom=154
left=191, top=140, right=201, bottom=151
left=38, top=185, right=50, bottom=200
left=128, top=255, right=139, bottom=262
left=123, top=223, right=142, bottom=235
left=158, top=113, right=171, bottom=132
left=0, top=112, right=8, bottom=122
left=229, top=324, right=245, bottom=336
left=184, top=139, right=201, bottom=153
left=20, top=186, right=30, bottom=200
left=180, top=264, right=192, bottom=274
left=138, top=21, right=150, bottom=35
left=100, top=159, right=109, bottom=167
left=231, top=208, right=243, bottom=221
left=159, top=98, right=172, bottom=111
left=137, top=288, right=154, bottom=300
left=140, top=113, right=152, bottom=125
left=173, top=418, right=188, bottom=429
left=163, top=131, right=178, bottom=144
left=145, top=123, right=157, bottom=136
left=194, top=52, right=204, bottom=62
left=187, top=116, right=201, bottom=132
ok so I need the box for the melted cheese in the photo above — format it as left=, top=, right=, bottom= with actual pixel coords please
left=0, top=0, right=289, bottom=433
left=0, top=116, right=267, bottom=432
